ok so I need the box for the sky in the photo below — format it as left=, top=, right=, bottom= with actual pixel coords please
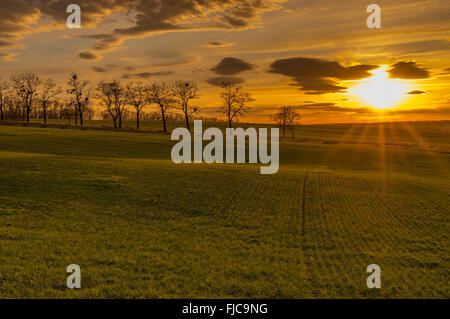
left=0, top=0, right=449, bottom=124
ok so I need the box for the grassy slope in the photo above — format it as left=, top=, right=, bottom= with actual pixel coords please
left=0, top=123, right=448, bottom=298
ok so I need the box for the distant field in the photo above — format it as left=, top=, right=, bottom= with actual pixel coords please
left=13, top=118, right=450, bottom=148
left=0, top=121, right=448, bottom=298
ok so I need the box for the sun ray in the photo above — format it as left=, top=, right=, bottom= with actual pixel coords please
left=320, top=123, right=363, bottom=165
left=398, top=121, right=448, bottom=171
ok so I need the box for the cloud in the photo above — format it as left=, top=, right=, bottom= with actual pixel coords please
left=207, top=76, right=244, bottom=86
left=406, top=90, right=427, bottom=95
left=386, top=107, right=450, bottom=116
left=79, top=50, right=101, bottom=60
left=211, top=57, right=256, bottom=75
left=144, top=52, right=198, bottom=67
left=205, top=41, right=234, bottom=47
left=387, top=61, right=430, bottom=79
left=0, top=0, right=284, bottom=57
left=93, top=64, right=138, bottom=73
left=371, top=39, right=450, bottom=55
left=438, top=67, right=450, bottom=75
left=84, top=0, right=282, bottom=51
left=269, top=57, right=377, bottom=94
left=0, top=39, right=16, bottom=48
left=92, top=66, right=108, bottom=73
left=0, top=52, right=18, bottom=61
left=0, top=1, right=127, bottom=56
left=295, top=102, right=375, bottom=115
left=121, top=71, right=174, bottom=79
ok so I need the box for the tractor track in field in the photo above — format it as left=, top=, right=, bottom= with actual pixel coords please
left=300, top=173, right=321, bottom=298
left=301, top=173, right=308, bottom=237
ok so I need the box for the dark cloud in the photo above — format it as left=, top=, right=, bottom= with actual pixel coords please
left=211, top=57, right=256, bottom=75
left=439, top=67, right=450, bottom=75
left=79, top=50, right=101, bottom=60
left=387, top=62, right=430, bottom=79
left=92, top=66, right=108, bottom=73
left=93, top=64, right=137, bottom=73
left=205, top=41, right=234, bottom=47
left=269, top=57, right=377, bottom=94
left=207, top=76, right=244, bottom=86
left=407, top=90, right=427, bottom=95
left=0, top=39, right=15, bottom=48
left=0, top=52, right=17, bottom=61
left=121, top=71, right=174, bottom=79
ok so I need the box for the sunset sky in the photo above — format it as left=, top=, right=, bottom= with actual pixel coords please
left=0, top=0, right=449, bottom=124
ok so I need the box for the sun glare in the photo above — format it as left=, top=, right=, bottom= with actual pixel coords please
left=349, top=66, right=409, bottom=109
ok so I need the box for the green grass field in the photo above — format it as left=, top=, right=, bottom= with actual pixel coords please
left=0, top=121, right=448, bottom=298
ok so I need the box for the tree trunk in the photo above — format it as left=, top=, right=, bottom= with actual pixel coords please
left=26, top=105, right=30, bottom=122
left=113, top=118, right=117, bottom=129
left=185, top=114, right=190, bottom=131
left=43, top=108, right=47, bottom=124
left=79, top=110, right=83, bottom=126
left=136, top=110, right=140, bottom=130
left=119, top=114, right=122, bottom=128
left=228, top=118, right=232, bottom=128
left=161, top=107, right=167, bottom=132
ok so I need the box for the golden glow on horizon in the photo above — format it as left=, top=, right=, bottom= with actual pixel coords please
left=349, top=66, right=409, bottom=109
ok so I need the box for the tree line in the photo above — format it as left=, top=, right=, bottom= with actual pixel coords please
left=0, top=72, right=300, bottom=135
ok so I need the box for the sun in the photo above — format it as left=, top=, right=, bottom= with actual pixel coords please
left=349, top=66, right=409, bottom=109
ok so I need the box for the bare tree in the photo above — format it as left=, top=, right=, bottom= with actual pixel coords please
left=0, top=79, right=9, bottom=121
left=11, top=72, right=41, bottom=122
left=97, top=80, right=127, bottom=129
left=62, top=101, right=74, bottom=125
left=39, top=79, right=62, bottom=124
left=67, top=73, right=90, bottom=126
left=3, top=96, right=19, bottom=121
left=172, top=80, right=199, bottom=131
left=126, top=82, right=148, bottom=130
left=147, top=81, right=174, bottom=132
left=50, top=99, right=64, bottom=120
left=272, top=105, right=301, bottom=138
left=113, top=81, right=127, bottom=128
left=219, top=82, right=253, bottom=128
left=287, top=107, right=301, bottom=137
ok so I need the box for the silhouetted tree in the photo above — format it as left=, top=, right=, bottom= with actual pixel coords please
left=126, top=82, right=148, bottom=130
left=172, top=80, right=199, bottom=131
left=147, top=81, right=174, bottom=132
left=11, top=72, right=41, bottom=122
left=39, top=79, right=62, bottom=124
left=219, top=82, right=253, bottom=128
left=67, top=73, right=90, bottom=126
left=97, top=80, right=127, bottom=129
left=0, top=79, right=9, bottom=121
left=272, top=105, right=301, bottom=138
